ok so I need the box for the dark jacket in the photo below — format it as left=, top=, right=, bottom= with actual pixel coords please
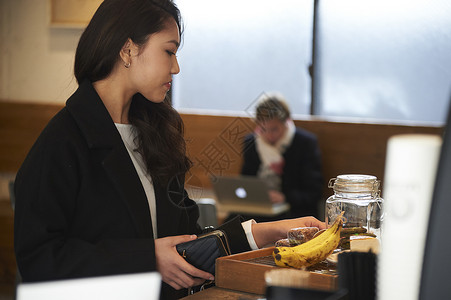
left=241, top=129, right=323, bottom=218
left=14, top=80, right=250, bottom=299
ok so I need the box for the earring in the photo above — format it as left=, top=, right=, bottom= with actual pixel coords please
left=123, top=48, right=131, bottom=68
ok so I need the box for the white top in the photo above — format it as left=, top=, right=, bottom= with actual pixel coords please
left=115, top=123, right=158, bottom=238
left=115, top=123, right=258, bottom=249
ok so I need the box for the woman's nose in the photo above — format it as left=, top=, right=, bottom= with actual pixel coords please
left=172, top=56, right=180, bottom=74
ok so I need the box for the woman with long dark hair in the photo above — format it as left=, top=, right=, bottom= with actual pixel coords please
left=14, top=0, right=325, bottom=298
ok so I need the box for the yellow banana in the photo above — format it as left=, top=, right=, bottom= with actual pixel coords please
left=273, top=212, right=344, bottom=268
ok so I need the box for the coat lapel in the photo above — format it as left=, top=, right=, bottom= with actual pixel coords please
left=154, top=182, right=181, bottom=237
left=102, top=147, right=153, bottom=238
left=66, top=80, right=153, bottom=238
left=155, top=175, right=200, bottom=237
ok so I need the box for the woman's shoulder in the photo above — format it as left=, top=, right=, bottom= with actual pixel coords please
left=17, top=107, right=86, bottom=179
left=29, top=107, right=87, bottom=158
left=40, top=107, right=80, bottom=140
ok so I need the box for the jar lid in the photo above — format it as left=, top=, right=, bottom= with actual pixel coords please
left=329, top=174, right=380, bottom=195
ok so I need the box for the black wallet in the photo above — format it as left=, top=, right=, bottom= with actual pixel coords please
left=176, top=230, right=231, bottom=275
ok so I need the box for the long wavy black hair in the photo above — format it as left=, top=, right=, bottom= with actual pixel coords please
left=74, top=0, right=191, bottom=187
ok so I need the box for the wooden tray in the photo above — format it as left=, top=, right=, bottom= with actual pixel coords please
left=215, top=247, right=338, bottom=295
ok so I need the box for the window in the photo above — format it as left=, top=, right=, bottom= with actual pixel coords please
left=314, top=0, right=451, bottom=123
left=173, top=0, right=451, bottom=124
left=173, top=0, right=313, bottom=116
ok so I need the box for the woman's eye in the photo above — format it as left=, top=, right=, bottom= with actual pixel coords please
left=166, top=50, right=176, bottom=56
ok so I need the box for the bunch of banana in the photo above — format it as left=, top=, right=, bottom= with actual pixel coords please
left=273, top=212, right=344, bottom=269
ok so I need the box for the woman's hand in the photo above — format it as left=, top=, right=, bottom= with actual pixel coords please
left=154, top=235, right=214, bottom=290
left=251, top=216, right=326, bottom=248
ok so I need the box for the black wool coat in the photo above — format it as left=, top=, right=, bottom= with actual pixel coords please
left=14, top=80, right=250, bottom=299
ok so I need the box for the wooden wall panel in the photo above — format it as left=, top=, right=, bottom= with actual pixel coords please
left=296, top=120, right=442, bottom=199
left=0, top=102, right=62, bottom=172
left=0, top=202, right=15, bottom=284
left=0, top=100, right=443, bottom=197
left=182, top=114, right=255, bottom=194
left=182, top=113, right=443, bottom=199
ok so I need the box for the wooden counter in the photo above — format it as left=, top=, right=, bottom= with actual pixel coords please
left=180, top=286, right=263, bottom=300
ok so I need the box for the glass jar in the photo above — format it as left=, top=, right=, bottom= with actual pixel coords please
left=326, top=174, right=384, bottom=239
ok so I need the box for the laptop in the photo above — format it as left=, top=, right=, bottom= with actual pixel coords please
left=16, top=272, right=161, bottom=300
left=211, top=175, right=290, bottom=216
